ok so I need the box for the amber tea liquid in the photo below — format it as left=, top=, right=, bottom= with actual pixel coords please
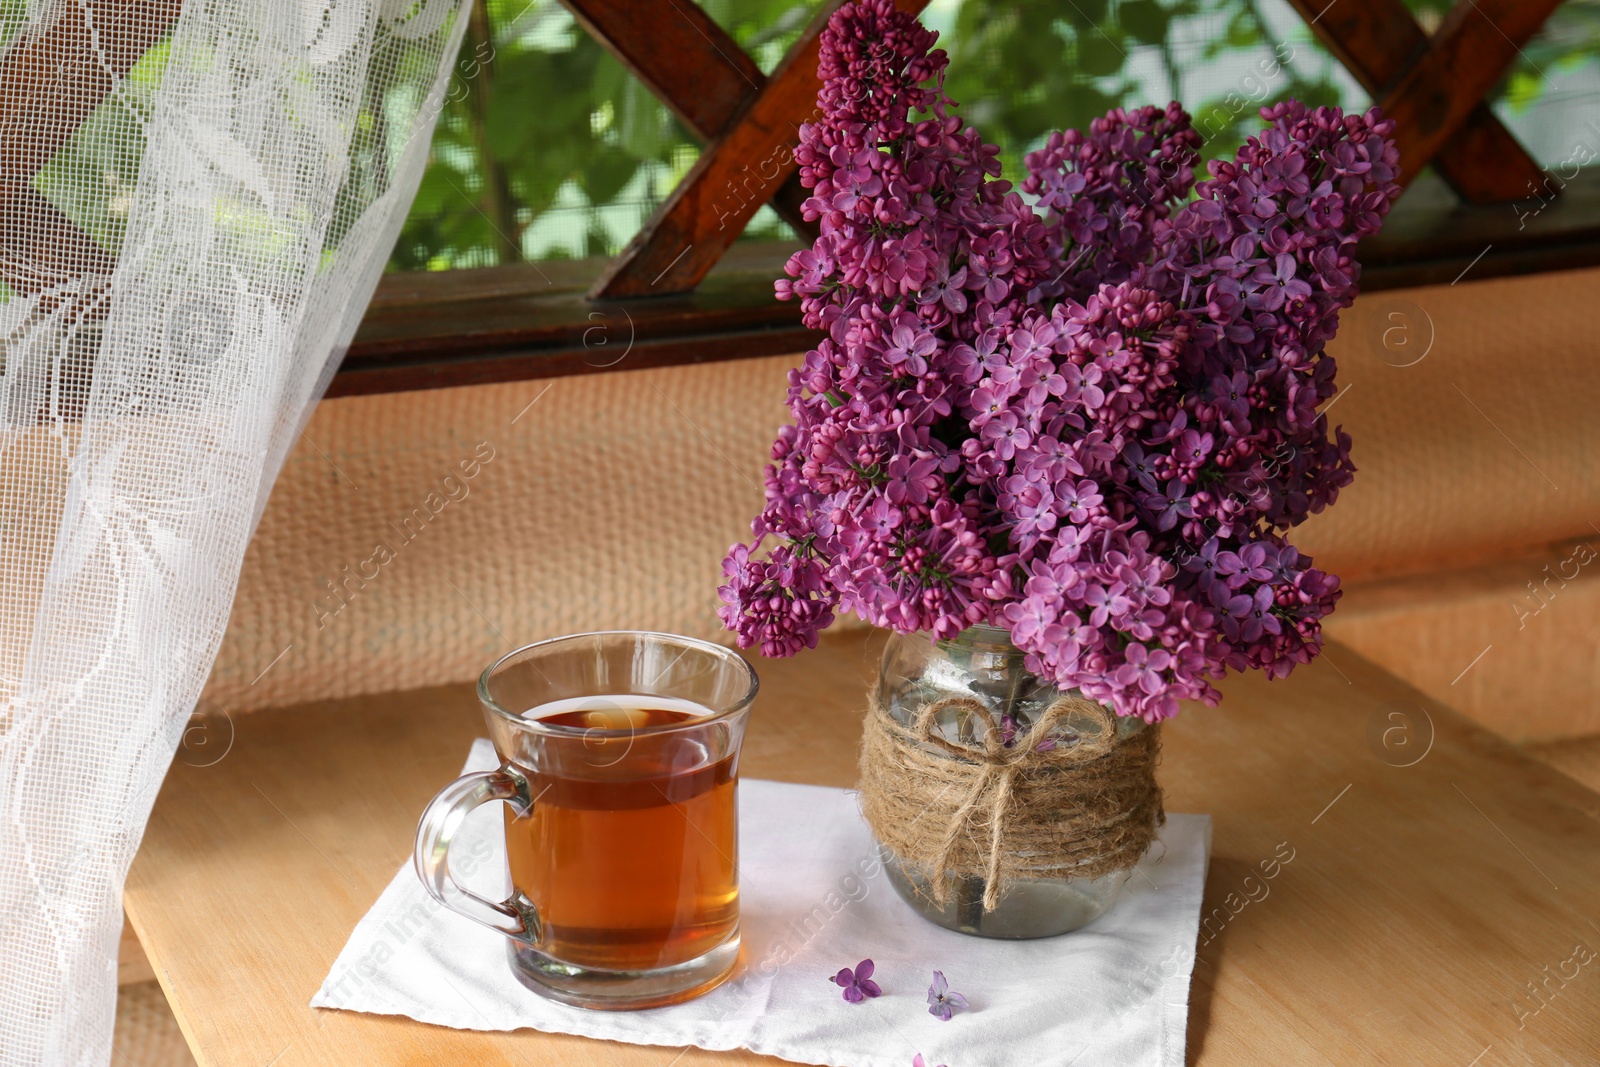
left=505, top=695, right=739, bottom=972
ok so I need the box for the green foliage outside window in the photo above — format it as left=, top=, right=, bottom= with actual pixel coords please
left=394, top=0, right=1600, bottom=273
left=17, top=0, right=1600, bottom=281
left=390, top=0, right=821, bottom=271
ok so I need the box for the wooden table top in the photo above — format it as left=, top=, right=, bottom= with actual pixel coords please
left=125, top=630, right=1600, bottom=1066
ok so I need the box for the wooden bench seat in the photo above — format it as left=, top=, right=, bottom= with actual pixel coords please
left=125, top=631, right=1600, bottom=1066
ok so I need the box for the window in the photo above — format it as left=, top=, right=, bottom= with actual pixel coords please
left=389, top=0, right=1600, bottom=273
left=6, top=0, right=1592, bottom=393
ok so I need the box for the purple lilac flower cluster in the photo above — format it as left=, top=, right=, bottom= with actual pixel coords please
left=718, top=0, right=1401, bottom=721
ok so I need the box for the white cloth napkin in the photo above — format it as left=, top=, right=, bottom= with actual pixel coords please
left=314, top=739, right=1211, bottom=1067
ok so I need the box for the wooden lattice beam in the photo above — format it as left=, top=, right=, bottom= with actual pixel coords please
left=1283, top=0, right=1545, bottom=204
left=561, top=0, right=818, bottom=244
left=591, top=0, right=1564, bottom=300
left=589, top=0, right=931, bottom=300
left=1376, top=0, right=1565, bottom=196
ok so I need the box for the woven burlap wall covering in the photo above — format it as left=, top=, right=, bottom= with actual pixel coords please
left=203, top=353, right=798, bottom=713
left=202, top=266, right=1600, bottom=718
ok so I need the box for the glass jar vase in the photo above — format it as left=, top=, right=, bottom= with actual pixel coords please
left=868, top=625, right=1154, bottom=939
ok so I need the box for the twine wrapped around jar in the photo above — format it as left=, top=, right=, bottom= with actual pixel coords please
left=859, top=690, right=1163, bottom=912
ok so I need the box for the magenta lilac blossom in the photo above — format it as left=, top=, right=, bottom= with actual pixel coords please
left=718, top=0, right=1401, bottom=721
left=831, top=958, right=883, bottom=1003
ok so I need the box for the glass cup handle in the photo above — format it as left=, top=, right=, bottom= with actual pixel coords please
left=413, top=765, right=541, bottom=944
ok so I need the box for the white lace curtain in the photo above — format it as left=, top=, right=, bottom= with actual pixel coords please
left=0, top=2, right=472, bottom=1062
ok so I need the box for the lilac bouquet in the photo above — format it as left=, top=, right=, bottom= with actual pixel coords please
left=719, top=0, right=1401, bottom=721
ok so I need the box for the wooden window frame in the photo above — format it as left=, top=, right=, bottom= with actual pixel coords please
left=8, top=0, right=1590, bottom=397
left=335, top=0, right=1594, bottom=396
left=333, top=167, right=1600, bottom=396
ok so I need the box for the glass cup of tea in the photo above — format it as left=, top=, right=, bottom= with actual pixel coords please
left=413, top=631, right=758, bottom=1010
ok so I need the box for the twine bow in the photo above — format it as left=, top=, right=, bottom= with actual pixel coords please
left=860, top=691, right=1161, bottom=912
